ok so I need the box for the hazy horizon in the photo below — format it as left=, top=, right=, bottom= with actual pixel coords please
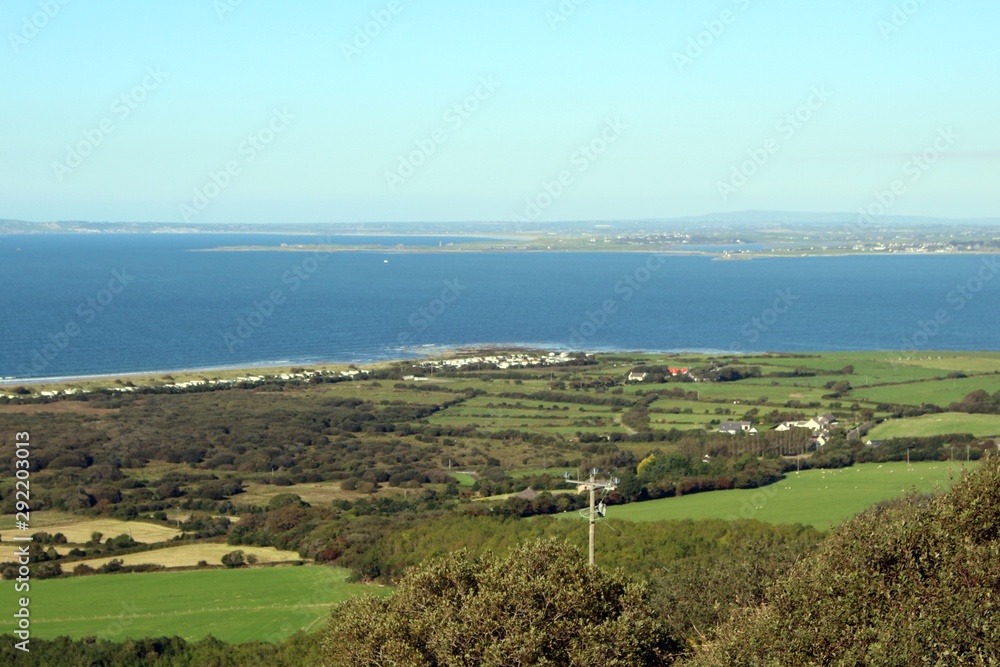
left=5, top=209, right=1000, bottom=228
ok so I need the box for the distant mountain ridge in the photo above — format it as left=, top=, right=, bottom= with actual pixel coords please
left=654, top=210, right=1000, bottom=226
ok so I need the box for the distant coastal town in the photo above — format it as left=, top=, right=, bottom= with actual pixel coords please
left=4, top=216, right=1000, bottom=259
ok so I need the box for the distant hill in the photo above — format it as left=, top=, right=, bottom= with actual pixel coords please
left=656, top=209, right=1000, bottom=227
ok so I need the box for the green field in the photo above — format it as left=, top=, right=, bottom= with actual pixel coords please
left=685, top=381, right=831, bottom=404
left=851, top=374, right=1000, bottom=407
left=1, top=566, right=389, bottom=643
left=887, top=353, right=1000, bottom=374
left=451, top=472, right=477, bottom=486
left=748, top=353, right=950, bottom=384
left=868, top=413, right=1000, bottom=439
left=576, top=461, right=975, bottom=531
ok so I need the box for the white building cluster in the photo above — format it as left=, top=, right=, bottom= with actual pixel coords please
left=418, top=351, right=578, bottom=372
left=2, top=367, right=371, bottom=399
left=718, top=413, right=838, bottom=447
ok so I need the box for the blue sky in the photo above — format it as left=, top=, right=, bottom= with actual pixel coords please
left=2, top=0, right=997, bottom=223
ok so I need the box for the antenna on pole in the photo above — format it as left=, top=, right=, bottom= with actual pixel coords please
left=563, top=469, right=618, bottom=567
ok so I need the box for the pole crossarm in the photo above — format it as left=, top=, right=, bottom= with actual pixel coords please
left=562, top=478, right=617, bottom=489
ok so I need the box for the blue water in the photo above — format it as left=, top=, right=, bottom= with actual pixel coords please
left=2, top=234, right=999, bottom=380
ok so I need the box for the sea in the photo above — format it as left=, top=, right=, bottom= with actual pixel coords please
left=2, top=233, right=999, bottom=381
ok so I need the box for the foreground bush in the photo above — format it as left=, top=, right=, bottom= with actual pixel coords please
left=686, top=457, right=1000, bottom=666
left=325, top=540, right=679, bottom=666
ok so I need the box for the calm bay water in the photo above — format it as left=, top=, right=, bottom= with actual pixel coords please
left=2, top=234, right=999, bottom=380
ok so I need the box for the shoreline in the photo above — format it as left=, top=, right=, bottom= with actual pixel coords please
left=7, top=230, right=995, bottom=259
left=4, top=346, right=994, bottom=391
left=0, top=359, right=388, bottom=388
left=0, top=344, right=756, bottom=387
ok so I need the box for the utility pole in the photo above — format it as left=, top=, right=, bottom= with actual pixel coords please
left=563, top=469, right=619, bottom=567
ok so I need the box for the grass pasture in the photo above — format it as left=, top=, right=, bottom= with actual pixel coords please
left=0, top=510, right=80, bottom=532
left=851, top=374, right=1000, bottom=408
left=0, top=566, right=389, bottom=643
left=685, top=381, right=833, bottom=406
left=868, top=413, right=1000, bottom=439
left=750, top=353, right=951, bottom=384
left=648, top=412, right=713, bottom=429
left=578, top=461, right=974, bottom=531
left=12, top=518, right=181, bottom=544
left=888, top=353, right=1000, bottom=374
left=450, top=472, right=477, bottom=486
left=71, top=543, right=305, bottom=570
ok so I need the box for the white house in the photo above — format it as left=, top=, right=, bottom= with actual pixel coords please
left=718, top=420, right=758, bottom=435
left=776, top=414, right=836, bottom=432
